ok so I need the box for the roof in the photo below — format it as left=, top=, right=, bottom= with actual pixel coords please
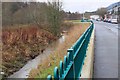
left=107, top=2, right=120, bottom=10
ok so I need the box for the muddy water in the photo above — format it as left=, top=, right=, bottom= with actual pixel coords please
left=9, top=34, right=67, bottom=78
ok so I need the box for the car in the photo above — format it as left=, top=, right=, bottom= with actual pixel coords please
left=111, top=19, right=118, bottom=24
left=96, top=18, right=101, bottom=21
left=108, top=19, right=111, bottom=23
left=103, top=19, right=107, bottom=22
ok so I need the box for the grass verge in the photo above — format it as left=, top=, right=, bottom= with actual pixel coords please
left=28, top=22, right=90, bottom=78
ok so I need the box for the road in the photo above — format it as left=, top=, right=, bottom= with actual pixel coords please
left=93, top=21, right=118, bottom=78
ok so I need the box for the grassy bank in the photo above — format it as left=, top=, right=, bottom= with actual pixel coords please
left=2, top=25, right=57, bottom=77
left=2, top=21, right=73, bottom=78
left=28, top=22, right=90, bottom=78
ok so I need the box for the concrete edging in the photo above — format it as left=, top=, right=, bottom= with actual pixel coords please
left=80, top=27, right=95, bottom=78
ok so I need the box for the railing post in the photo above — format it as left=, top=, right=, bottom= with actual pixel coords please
left=67, top=52, right=70, bottom=65
left=67, top=49, right=75, bottom=79
left=54, top=67, right=59, bottom=80
left=60, top=61, right=63, bottom=77
left=64, top=56, right=67, bottom=70
left=47, top=75, right=52, bottom=80
left=67, top=49, right=74, bottom=61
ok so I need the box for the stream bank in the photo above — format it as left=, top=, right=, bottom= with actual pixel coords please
left=9, top=33, right=67, bottom=78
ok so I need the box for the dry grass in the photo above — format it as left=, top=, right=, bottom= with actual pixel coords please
left=28, top=22, right=90, bottom=78
left=2, top=25, right=57, bottom=77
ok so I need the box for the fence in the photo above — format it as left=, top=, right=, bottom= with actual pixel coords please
left=47, top=21, right=94, bottom=80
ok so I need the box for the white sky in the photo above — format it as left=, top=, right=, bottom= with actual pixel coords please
left=2, top=0, right=120, bottom=13
left=62, top=0, right=119, bottom=13
left=36, top=0, right=119, bottom=13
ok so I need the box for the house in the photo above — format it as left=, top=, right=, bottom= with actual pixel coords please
left=90, top=15, right=100, bottom=20
left=105, top=2, right=120, bottom=23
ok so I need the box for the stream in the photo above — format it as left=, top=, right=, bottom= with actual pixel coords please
left=9, top=33, right=66, bottom=78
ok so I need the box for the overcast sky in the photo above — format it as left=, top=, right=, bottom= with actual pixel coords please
left=2, top=0, right=119, bottom=13
left=62, top=0, right=119, bottom=13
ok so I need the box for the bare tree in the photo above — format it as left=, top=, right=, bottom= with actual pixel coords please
left=96, top=8, right=107, bottom=19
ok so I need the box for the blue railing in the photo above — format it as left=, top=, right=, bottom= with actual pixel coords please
left=47, top=21, right=94, bottom=80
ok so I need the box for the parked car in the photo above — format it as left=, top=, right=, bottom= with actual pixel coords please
left=111, top=19, right=118, bottom=24
left=108, top=19, right=111, bottom=23
left=103, top=19, right=107, bottom=22
left=96, top=18, right=101, bottom=21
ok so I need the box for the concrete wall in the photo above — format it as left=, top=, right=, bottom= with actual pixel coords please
left=80, top=27, right=95, bottom=78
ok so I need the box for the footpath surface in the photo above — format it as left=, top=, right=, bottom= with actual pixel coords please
left=93, top=21, right=118, bottom=78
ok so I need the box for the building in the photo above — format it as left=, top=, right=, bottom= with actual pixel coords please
left=90, top=15, right=100, bottom=20
left=106, top=2, right=120, bottom=22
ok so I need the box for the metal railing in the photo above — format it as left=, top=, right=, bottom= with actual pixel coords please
left=47, top=21, right=94, bottom=80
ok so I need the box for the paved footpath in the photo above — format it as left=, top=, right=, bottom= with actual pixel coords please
left=93, top=21, right=118, bottom=78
